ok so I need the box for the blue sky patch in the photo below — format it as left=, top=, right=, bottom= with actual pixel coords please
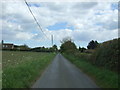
left=47, top=22, right=74, bottom=30
left=67, top=25, right=74, bottom=30
left=8, top=19, right=18, bottom=23
left=111, top=3, right=118, bottom=10
left=95, top=12, right=103, bottom=15
left=95, top=23, right=103, bottom=26
left=28, top=3, right=41, bottom=7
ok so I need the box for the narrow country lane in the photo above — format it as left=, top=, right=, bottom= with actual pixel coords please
left=32, top=53, right=99, bottom=88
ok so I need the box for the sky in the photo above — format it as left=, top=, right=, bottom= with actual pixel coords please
left=1, top=0, right=119, bottom=48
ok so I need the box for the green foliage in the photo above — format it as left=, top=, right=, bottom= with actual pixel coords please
left=91, top=38, right=119, bottom=71
left=2, top=51, right=56, bottom=88
left=63, top=54, right=118, bottom=88
left=87, top=40, right=99, bottom=49
left=60, top=41, right=77, bottom=53
left=14, top=44, right=30, bottom=51
left=79, top=46, right=86, bottom=52
left=60, top=36, right=72, bottom=44
left=60, top=37, right=77, bottom=53
left=61, top=38, right=119, bottom=88
left=52, top=44, right=58, bottom=51
left=30, top=45, right=58, bottom=52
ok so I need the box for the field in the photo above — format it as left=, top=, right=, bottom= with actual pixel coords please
left=63, top=54, right=118, bottom=88
left=2, top=51, right=56, bottom=88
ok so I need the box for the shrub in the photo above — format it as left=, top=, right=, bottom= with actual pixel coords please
left=91, top=38, right=119, bottom=72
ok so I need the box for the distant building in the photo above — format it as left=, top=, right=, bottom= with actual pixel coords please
left=1, top=40, right=14, bottom=49
left=0, top=40, right=30, bottom=50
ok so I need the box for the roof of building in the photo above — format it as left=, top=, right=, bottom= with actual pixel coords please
left=2, top=43, right=14, bottom=45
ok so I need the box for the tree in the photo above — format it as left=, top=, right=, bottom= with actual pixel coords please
left=60, top=36, right=72, bottom=44
left=60, top=37, right=77, bottom=53
left=78, top=46, right=86, bottom=52
left=87, top=40, right=99, bottom=49
left=42, top=46, right=46, bottom=51
left=81, top=47, right=86, bottom=52
left=52, top=44, right=58, bottom=52
left=79, top=46, right=81, bottom=51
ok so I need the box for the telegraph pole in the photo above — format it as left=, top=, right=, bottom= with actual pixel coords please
left=51, top=35, right=53, bottom=46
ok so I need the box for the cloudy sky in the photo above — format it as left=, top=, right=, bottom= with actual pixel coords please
left=1, top=1, right=119, bottom=48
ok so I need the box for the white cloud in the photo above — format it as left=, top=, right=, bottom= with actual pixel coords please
left=1, top=1, right=118, bottom=47
left=46, top=29, right=118, bottom=42
left=16, top=32, right=35, bottom=40
left=72, top=29, right=118, bottom=42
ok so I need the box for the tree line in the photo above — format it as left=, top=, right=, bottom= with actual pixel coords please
left=30, top=45, right=58, bottom=52
left=60, top=37, right=119, bottom=72
left=60, top=37, right=99, bottom=53
left=2, top=44, right=58, bottom=53
left=2, top=37, right=99, bottom=53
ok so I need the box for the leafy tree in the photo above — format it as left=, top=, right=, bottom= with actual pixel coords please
left=52, top=44, right=58, bottom=52
left=78, top=46, right=86, bottom=52
left=81, top=47, right=86, bottom=52
left=60, top=37, right=77, bottom=53
left=79, top=46, right=81, bottom=51
left=17, top=44, right=30, bottom=50
left=60, top=36, right=72, bottom=44
left=87, top=40, right=99, bottom=49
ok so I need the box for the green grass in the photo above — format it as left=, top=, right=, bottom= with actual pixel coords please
left=63, top=53, right=118, bottom=88
left=2, top=51, right=56, bottom=88
left=0, top=51, right=2, bottom=89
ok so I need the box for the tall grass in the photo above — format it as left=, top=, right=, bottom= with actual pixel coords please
left=2, top=51, right=56, bottom=88
left=63, top=54, right=118, bottom=88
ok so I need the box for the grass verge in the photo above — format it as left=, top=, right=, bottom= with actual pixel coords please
left=2, top=51, right=56, bottom=88
left=63, top=53, right=118, bottom=88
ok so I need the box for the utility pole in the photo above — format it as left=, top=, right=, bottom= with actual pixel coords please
left=51, top=35, right=53, bottom=46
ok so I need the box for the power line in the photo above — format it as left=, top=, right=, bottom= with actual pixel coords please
left=33, top=7, right=55, bottom=47
left=24, top=0, right=49, bottom=39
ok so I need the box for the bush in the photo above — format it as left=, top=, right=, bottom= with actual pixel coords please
left=91, top=38, right=119, bottom=72
left=60, top=39, right=78, bottom=54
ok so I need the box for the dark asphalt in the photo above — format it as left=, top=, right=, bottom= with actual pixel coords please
left=32, top=53, right=99, bottom=88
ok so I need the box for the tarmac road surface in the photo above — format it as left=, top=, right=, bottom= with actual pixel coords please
left=32, top=53, right=99, bottom=88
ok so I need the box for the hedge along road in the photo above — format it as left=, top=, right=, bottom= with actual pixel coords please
left=32, top=53, right=99, bottom=88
